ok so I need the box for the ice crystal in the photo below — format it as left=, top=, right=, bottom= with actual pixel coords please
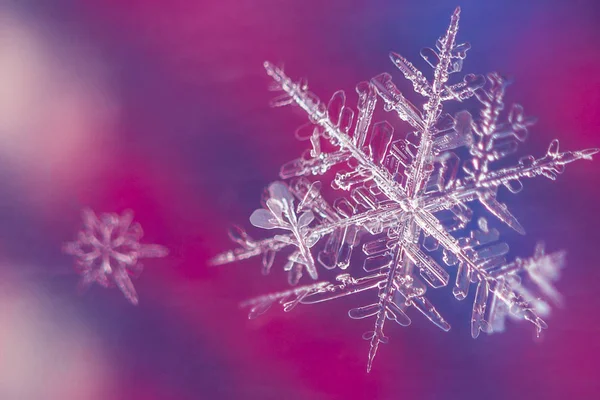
left=63, top=208, right=168, bottom=305
left=211, top=7, right=597, bottom=371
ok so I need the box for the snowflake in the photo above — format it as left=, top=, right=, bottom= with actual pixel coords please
left=63, top=208, right=168, bottom=305
left=211, top=7, right=597, bottom=371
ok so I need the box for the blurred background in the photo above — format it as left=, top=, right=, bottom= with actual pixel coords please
left=0, top=0, right=598, bottom=399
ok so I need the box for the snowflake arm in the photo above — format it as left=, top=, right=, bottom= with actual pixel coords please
left=265, top=62, right=410, bottom=203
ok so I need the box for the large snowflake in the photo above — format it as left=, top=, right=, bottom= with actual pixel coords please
left=211, top=7, right=597, bottom=371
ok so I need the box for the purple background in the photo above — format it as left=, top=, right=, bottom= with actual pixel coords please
left=0, top=0, right=598, bottom=399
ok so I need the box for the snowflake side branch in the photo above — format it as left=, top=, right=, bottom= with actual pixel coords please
left=388, top=52, right=433, bottom=98
left=371, top=73, right=426, bottom=130
left=280, top=150, right=351, bottom=179
left=241, top=273, right=386, bottom=319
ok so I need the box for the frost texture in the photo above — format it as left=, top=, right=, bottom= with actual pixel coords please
left=211, top=7, right=597, bottom=371
left=63, top=209, right=168, bottom=305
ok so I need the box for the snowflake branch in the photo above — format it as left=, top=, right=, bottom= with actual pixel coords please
left=264, top=62, right=406, bottom=203
left=402, top=7, right=462, bottom=197
left=210, top=201, right=407, bottom=266
left=423, top=141, right=598, bottom=220
left=241, top=273, right=386, bottom=318
left=412, top=209, right=547, bottom=336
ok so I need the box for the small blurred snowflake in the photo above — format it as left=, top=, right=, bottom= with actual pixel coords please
left=63, top=208, right=168, bottom=305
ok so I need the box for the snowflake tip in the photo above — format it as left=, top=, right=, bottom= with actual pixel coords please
left=583, top=147, right=599, bottom=159
left=451, top=6, right=461, bottom=21
left=264, top=61, right=281, bottom=78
